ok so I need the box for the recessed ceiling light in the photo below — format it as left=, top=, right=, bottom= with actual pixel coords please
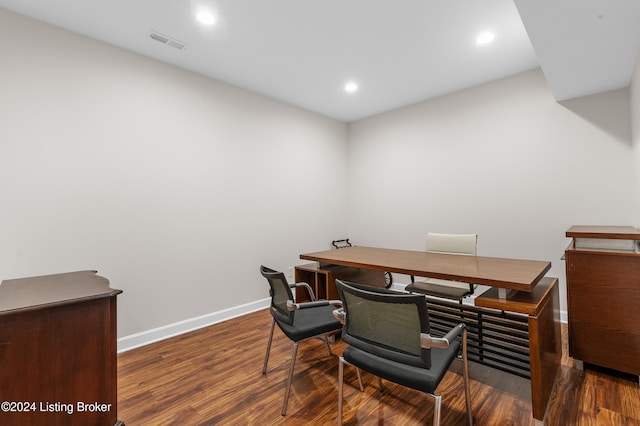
left=196, top=10, right=216, bottom=26
left=476, top=31, right=495, bottom=45
left=345, top=82, right=358, bottom=93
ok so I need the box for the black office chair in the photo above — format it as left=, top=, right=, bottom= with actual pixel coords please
left=260, top=265, right=342, bottom=416
left=333, top=279, right=473, bottom=426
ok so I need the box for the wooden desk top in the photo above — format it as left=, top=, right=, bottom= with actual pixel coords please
left=0, top=270, right=122, bottom=315
left=566, top=225, right=640, bottom=240
left=301, top=246, right=551, bottom=292
left=475, top=277, right=558, bottom=315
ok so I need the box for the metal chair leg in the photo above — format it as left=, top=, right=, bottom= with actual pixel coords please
left=282, top=342, right=299, bottom=416
left=338, top=357, right=363, bottom=426
left=262, top=318, right=276, bottom=374
left=323, top=334, right=333, bottom=355
left=338, top=357, right=345, bottom=426
left=462, top=327, right=473, bottom=425
left=431, top=393, right=442, bottom=426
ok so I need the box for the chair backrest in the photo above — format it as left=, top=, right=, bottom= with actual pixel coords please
left=335, top=280, right=433, bottom=369
left=426, top=233, right=477, bottom=256
left=260, top=265, right=295, bottom=325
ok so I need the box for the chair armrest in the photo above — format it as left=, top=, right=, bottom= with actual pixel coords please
left=287, top=299, right=342, bottom=311
left=290, top=282, right=316, bottom=301
left=420, top=323, right=465, bottom=349
left=332, top=308, right=346, bottom=324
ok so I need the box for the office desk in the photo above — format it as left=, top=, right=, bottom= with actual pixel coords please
left=300, top=246, right=551, bottom=292
left=298, top=246, right=560, bottom=425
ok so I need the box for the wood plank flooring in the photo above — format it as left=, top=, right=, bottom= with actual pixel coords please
left=118, top=309, right=640, bottom=425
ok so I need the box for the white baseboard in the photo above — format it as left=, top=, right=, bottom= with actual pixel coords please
left=117, top=297, right=271, bottom=353
left=119, top=283, right=569, bottom=353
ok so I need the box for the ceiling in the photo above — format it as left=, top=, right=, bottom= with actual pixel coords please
left=1, top=0, right=639, bottom=122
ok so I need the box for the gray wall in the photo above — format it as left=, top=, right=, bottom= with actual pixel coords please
left=0, top=9, right=349, bottom=339
left=1, top=7, right=638, bottom=345
left=347, top=69, right=635, bottom=313
left=632, top=52, right=640, bottom=226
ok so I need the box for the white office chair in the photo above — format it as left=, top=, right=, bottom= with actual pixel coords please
left=405, top=233, right=478, bottom=302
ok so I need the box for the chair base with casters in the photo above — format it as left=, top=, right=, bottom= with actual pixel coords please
left=334, top=279, right=473, bottom=426
left=260, top=265, right=342, bottom=416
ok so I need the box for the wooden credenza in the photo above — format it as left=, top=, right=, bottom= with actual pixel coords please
left=0, top=270, right=124, bottom=425
left=565, top=226, right=640, bottom=376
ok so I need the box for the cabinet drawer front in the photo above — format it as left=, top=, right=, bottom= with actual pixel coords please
left=566, top=252, right=640, bottom=333
left=570, top=321, right=640, bottom=376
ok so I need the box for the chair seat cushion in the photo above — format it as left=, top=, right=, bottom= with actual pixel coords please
left=275, top=304, right=341, bottom=342
left=343, top=340, right=461, bottom=394
left=405, top=279, right=471, bottom=300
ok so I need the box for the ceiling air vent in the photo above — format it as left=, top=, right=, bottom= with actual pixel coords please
left=150, top=31, right=187, bottom=50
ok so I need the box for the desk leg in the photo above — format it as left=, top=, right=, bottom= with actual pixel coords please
left=528, top=280, right=562, bottom=423
left=498, top=288, right=507, bottom=300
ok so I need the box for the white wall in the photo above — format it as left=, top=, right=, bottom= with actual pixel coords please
left=0, top=9, right=349, bottom=341
left=631, top=51, right=640, bottom=226
left=347, top=69, right=634, bottom=314
left=2, top=7, right=637, bottom=347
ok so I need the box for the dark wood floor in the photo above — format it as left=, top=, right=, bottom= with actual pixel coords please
left=118, top=309, right=640, bottom=425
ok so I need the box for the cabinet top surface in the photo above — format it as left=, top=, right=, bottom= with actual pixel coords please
left=566, top=225, right=640, bottom=240
left=0, top=270, right=121, bottom=314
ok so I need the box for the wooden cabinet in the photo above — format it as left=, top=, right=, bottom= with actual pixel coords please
left=0, top=271, right=123, bottom=426
left=565, top=226, right=640, bottom=376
